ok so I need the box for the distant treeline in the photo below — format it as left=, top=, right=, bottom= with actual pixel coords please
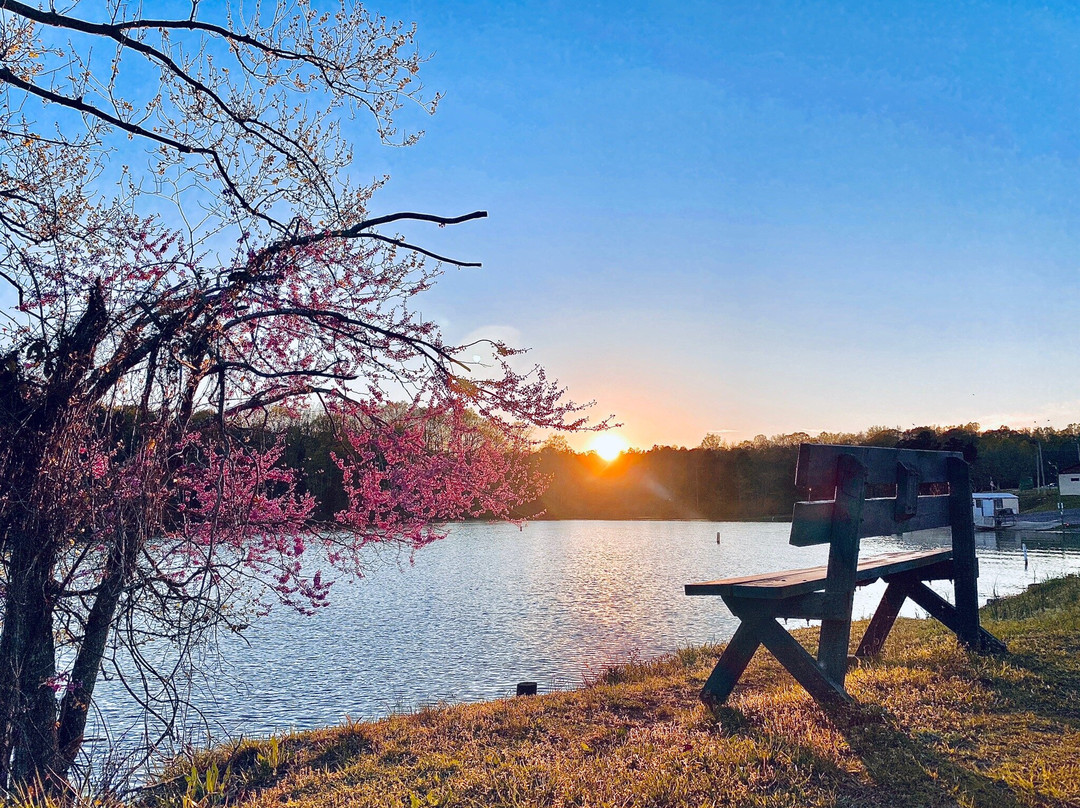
left=274, top=418, right=1080, bottom=522
left=527, top=425, right=1080, bottom=520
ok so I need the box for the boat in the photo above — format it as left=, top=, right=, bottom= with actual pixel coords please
left=972, top=492, right=1019, bottom=530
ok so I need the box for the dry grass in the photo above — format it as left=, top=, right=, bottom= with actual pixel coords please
left=144, top=575, right=1080, bottom=808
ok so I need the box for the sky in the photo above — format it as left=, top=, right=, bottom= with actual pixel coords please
left=347, top=0, right=1080, bottom=451
left=7, top=1, right=1080, bottom=452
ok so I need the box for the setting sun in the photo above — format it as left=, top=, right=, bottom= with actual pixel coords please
left=589, top=433, right=629, bottom=461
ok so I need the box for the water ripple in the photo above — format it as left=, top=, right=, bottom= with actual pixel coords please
left=90, top=520, right=1080, bottom=752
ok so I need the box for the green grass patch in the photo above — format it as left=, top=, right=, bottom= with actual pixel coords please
left=145, top=576, right=1080, bottom=808
left=1017, top=491, right=1080, bottom=513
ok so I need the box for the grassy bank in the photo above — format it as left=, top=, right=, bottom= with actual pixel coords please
left=1017, top=491, right=1080, bottom=513
left=152, top=577, right=1080, bottom=808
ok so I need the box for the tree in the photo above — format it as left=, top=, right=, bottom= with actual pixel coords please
left=0, top=0, right=595, bottom=792
left=539, top=433, right=573, bottom=454
left=698, top=432, right=726, bottom=451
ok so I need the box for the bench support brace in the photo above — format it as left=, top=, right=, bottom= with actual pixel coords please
left=750, top=614, right=852, bottom=705
left=700, top=612, right=852, bottom=708
left=855, top=580, right=909, bottom=658
left=699, top=622, right=760, bottom=708
left=905, top=581, right=1008, bottom=655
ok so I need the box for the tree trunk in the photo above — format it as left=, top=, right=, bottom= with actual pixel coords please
left=56, top=548, right=125, bottom=778
left=0, top=536, right=61, bottom=791
left=0, top=281, right=111, bottom=790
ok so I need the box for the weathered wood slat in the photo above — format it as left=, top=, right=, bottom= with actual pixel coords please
left=790, top=494, right=951, bottom=546
left=722, top=591, right=846, bottom=620
left=795, top=444, right=961, bottom=491
left=881, top=557, right=957, bottom=583
left=895, top=461, right=920, bottom=521
left=685, top=549, right=953, bottom=600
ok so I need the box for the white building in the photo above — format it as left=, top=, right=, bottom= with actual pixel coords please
left=971, top=493, right=1019, bottom=530
left=1059, top=465, right=1080, bottom=497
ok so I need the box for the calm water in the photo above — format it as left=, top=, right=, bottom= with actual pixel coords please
left=91, top=520, right=1080, bottom=751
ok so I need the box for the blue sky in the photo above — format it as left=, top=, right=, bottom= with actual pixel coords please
left=356, top=0, right=1080, bottom=449
left=9, top=0, right=1078, bottom=450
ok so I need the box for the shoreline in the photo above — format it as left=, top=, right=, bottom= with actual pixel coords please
left=146, top=575, right=1080, bottom=808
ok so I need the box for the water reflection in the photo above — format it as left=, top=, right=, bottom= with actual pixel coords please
left=91, top=520, right=1080, bottom=751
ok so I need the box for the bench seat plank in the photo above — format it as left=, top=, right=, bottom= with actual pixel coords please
left=684, top=548, right=952, bottom=600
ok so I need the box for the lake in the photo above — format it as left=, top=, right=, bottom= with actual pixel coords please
left=91, top=519, right=1080, bottom=754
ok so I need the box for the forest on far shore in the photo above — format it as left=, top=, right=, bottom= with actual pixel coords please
left=280, top=420, right=1080, bottom=522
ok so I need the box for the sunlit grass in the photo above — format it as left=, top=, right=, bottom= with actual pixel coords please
left=145, top=575, right=1080, bottom=808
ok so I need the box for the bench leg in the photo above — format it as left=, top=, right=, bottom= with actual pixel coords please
left=947, top=456, right=982, bottom=648
left=817, top=609, right=855, bottom=685
left=855, top=580, right=909, bottom=658
left=815, top=453, right=867, bottom=686
left=905, top=581, right=1007, bottom=654
left=700, top=622, right=761, bottom=708
left=748, top=614, right=852, bottom=705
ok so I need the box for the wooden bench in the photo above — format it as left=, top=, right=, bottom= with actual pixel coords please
left=686, top=444, right=1007, bottom=707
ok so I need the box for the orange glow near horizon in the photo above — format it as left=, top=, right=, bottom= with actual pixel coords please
left=589, top=433, right=630, bottom=461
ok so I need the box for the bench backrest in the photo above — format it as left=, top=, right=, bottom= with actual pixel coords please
left=789, top=443, right=980, bottom=650
left=791, top=444, right=966, bottom=547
